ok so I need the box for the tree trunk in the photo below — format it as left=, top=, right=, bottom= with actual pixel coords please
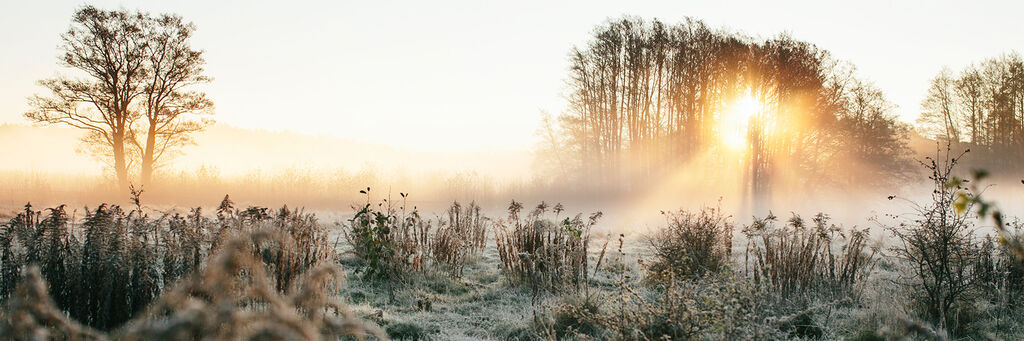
left=141, top=123, right=157, bottom=188
left=112, top=131, right=130, bottom=194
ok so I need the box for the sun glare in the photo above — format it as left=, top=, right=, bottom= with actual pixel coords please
left=719, top=94, right=762, bottom=151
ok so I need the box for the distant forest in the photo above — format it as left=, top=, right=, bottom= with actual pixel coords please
left=537, top=17, right=1022, bottom=202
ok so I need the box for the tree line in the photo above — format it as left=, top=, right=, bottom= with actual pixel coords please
left=25, top=9, right=1020, bottom=197
left=540, top=17, right=914, bottom=204
left=916, top=53, right=1024, bottom=169
left=26, top=6, right=213, bottom=193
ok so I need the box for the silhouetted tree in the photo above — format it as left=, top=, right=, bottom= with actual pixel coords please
left=916, top=52, right=1024, bottom=170
left=25, top=5, right=213, bottom=193
left=133, top=12, right=213, bottom=187
left=556, top=17, right=913, bottom=203
left=916, top=68, right=961, bottom=142
left=26, top=6, right=149, bottom=192
left=837, top=80, right=915, bottom=186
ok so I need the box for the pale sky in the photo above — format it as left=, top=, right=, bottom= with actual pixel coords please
left=1, top=0, right=1021, bottom=153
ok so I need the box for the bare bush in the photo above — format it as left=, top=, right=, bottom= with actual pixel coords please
left=887, top=147, right=982, bottom=333
left=646, top=205, right=733, bottom=280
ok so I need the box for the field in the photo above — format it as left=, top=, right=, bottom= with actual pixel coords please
left=2, top=167, right=1023, bottom=340
left=5, top=3, right=1024, bottom=340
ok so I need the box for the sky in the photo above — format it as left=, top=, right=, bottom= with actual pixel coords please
left=1, top=0, right=1021, bottom=153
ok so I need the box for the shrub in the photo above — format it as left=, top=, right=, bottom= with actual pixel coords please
left=887, top=147, right=982, bottom=334
left=495, top=201, right=601, bottom=299
left=646, top=205, right=733, bottom=280
left=532, top=294, right=603, bottom=339
left=343, top=189, right=430, bottom=283
left=343, top=191, right=495, bottom=284
left=430, top=201, right=488, bottom=279
left=385, top=320, right=430, bottom=340
left=743, top=212, right=876, bottom=297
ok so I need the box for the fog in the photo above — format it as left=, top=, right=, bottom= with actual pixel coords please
left=3, top=123, right=1021, bottom=239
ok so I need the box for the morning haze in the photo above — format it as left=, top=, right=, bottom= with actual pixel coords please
left=1, top=1, right=1023, bottom=340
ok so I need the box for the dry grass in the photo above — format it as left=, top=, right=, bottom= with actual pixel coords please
left=118, top=230, right=384, bottom=340
left=646, top=205, right=733, bottom=281
left=0, top=266, right=105, bottom=340
left=430, top=201, right=488, bottom=278
left=0, top=195, right=339, bottom=332
left=0, top=230, right=385, bottom=340
left=743, top=212, right=877, bottom=297
left=495, top=201, right=601, bottom=300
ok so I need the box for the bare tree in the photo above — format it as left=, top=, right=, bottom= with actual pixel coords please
left=533, top=111, right=572, bottom=182
left=25, top=6, right=213, bottom=192
left=25, top=6, right=149, bottom=192
left=915, top=52, right=1024, bottom=170
left=838, top=79, right=915, bottom=186
left=917, top=68, right=961, bottom=142
left=133, top=13, right=213, bottom=187
left=954, top=67, right=987, bottom=145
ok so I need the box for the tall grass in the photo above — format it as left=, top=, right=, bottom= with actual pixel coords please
left=430, top=201, right=488, bottom=278
left=743, top=212, right=877, bottom=297
left=495, top=201, right=601, bottom=299
left=0, top=195, right=335, bottom=331
left=0, top=231, right=385, bottom=340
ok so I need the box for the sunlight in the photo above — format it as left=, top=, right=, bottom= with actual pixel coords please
left=719, top=94, right=763, bottom=151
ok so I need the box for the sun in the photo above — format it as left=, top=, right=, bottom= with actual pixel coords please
left=719, top=94, right=763, bottom=151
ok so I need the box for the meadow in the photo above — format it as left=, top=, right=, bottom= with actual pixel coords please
left=4, top=5, right=1024, bottom=340
left=1, top=150, right=1022, bottom=341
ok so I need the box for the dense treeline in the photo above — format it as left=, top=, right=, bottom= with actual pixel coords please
left=916, top=52, right=1024, bottom=170
left=541, top=17, right=913, bottom=202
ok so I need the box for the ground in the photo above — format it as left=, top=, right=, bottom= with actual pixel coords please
left=333, top=226, right=648, bottom=340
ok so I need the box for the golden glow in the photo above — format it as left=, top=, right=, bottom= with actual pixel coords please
left=719, top=94, right=763, bottom=150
